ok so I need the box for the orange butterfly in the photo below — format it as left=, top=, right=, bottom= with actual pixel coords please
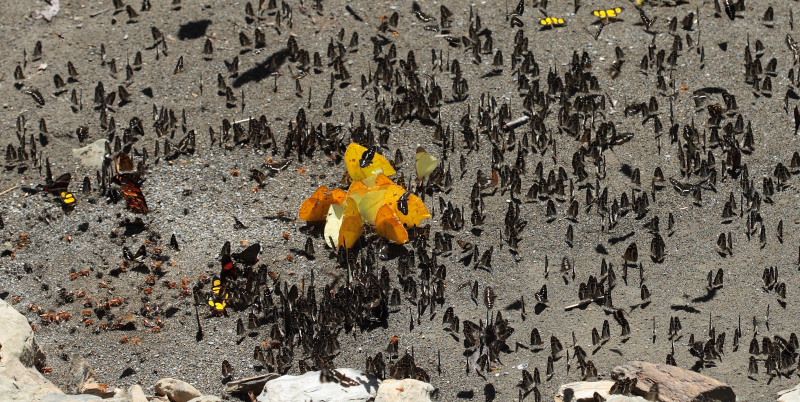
left=375, top=204, right=408, bottom=244
left=299, top=185, right=347, bottom=221
left=117, top=174, right=148, bottom=214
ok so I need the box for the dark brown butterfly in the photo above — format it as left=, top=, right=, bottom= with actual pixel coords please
left=43, top=173, right=71, bottom=195
left=115, top=152, right=134, bottom=173
left=222, top=359, right=234, bottom=377
left=232, top=243, right=261, bottom=265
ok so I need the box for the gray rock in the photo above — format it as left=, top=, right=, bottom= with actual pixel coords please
left=68, top=356, right=98, bottom=394
left=0, top=298, right=64, bottom=401
left=778, top=383, right=800, bottom=402
left=72, top=139, right=108, bottom=169
left=40, top=394, right=101, bottom=402
left=554, top=381, right=615, bottom=402
left=154, top=378, right=203, bottom=402
left=611, top=361, right=735, bottom=402
left=257, top=368, right=380, bottom=402
left=375, top=378, right=435, bottom=402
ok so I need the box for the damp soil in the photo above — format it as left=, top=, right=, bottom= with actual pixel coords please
left=1, top=0, right=800, bottom=401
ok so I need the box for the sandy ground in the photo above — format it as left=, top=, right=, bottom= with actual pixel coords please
left=2, top=0, right=800, bottom=400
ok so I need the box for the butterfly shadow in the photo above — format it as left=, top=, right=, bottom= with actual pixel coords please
left=233, top=48, right=291, bottom=88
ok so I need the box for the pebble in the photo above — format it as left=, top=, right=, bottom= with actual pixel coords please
left=154, top=378, right=203, bottom=402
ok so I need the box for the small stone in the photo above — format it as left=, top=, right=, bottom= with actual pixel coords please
left=375, top=379, right=435, bottom=402
left=154, top=378, right=203, bottom=402
left=80, top=381, right=116, bottom=398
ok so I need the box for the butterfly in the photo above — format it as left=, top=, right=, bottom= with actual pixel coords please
left=42, top=173, right=72, bottom=195
left=208, top=277, right=230, bottom=312
left=115, top=152, right=135, bottom=173
left=116, top=174, right=148, bottom=214
left=60, top=191, right=76, bottom=209
left=375, top=204, right=408, bottom=244
left=355, top=188, right=388, bottom=225
left=383, top=185, right=431, bottom=227
left=593, top=7, right=623, bottom=19
left=344, top=142, right=396, bottom=181
left=415, top=147, right=439, bottom=180
left=219, top=241, right=235, bottom=272
left=58, top=191, right=78, bottom=212
left=324, top=197, right=363, bottom=249
left=539, top=17, right=566, bottom=28
left=232, top=243, right=261, bottom=265
left=299, top=185, right=347, bottom=221
left=361, top=172, right=396, bottom=189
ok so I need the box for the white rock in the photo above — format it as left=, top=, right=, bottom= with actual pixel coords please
left=778, top=383, right=800, bottom=402
left=39, top=394, right=101, bottom=402
left=72, top=139, right=108, bottom=169
left=257, top=368, right=380, bottom=402
left=154, top=378, right=203, bottom=402
left=554, top=380, right=615, bottom=402
left=606, top=396, right=650, bottom=402
left=0, top=299, right=64, bottom=401
left=188, top=396, right=223, bottom=402
left=375, top=378, right=435, bottom=402
left=129, top=385, right=148, bottom=402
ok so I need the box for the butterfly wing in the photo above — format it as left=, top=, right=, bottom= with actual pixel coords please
left=208, top=278, right=230, bottom=311
left=415, top=147, right=439, bottom=180
left=233, top=243, right=261, bottom=265
left=357, top=188, right=388, bottom=225
left=120, top=180, right=148, bottom=214
left=339, top=197, right=363, bottom=249
left=383, top=185, right=431, bottom=227
left=375, top=173, right=396, bottom=186
left=300, top=185, right=345, bottom=221
left=44, top=173, right=72, bottom=195
left=345, top=143, right=396, bottom=181
left=324, top=203, right=345, bottom=248
left=375, top=204, right=409, bottom=244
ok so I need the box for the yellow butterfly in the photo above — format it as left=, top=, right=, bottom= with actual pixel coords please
left=344, top=143, right=396, bottom=181
left=357, top=188, right=389, bottom=225
left=593, top=7, right=623, bottom=19
left=415, top=147, right=439, bottom=180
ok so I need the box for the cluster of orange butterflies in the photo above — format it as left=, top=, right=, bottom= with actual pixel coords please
left=299, top=143, right=434, bottom=248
